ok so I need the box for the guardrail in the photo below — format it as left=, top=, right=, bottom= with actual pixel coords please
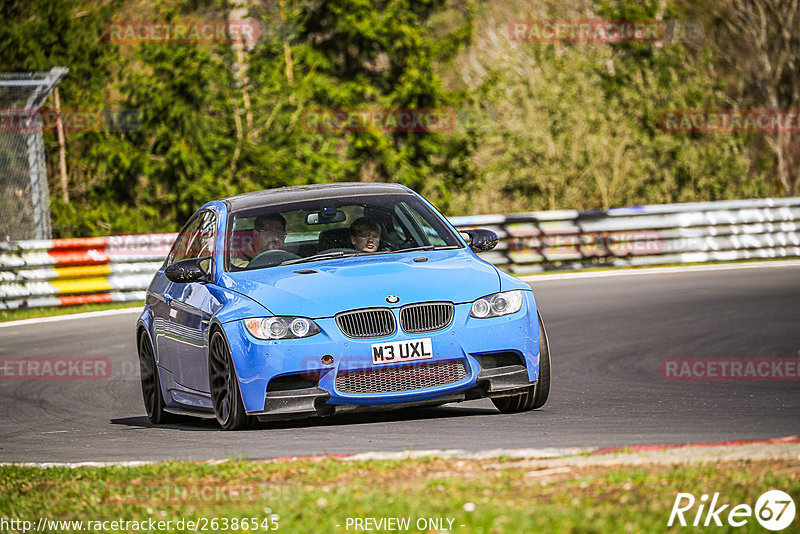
left=0, top=234, right=175, bottom=310
left=450, top=197, right=800, bottom=274
left=1, top=198, right=798, bottom=310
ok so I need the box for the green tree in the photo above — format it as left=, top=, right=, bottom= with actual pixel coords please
left=445, top=0, right=770, bottom=215
left=241, top=0, right=475, bottom=203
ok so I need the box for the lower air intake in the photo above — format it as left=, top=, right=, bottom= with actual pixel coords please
left=335, top=360, right=467, bottom=394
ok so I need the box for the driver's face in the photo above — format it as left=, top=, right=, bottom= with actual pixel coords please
left=352, top=232, right=380, bottom=252
left=255, top=220, right=285, bottom=251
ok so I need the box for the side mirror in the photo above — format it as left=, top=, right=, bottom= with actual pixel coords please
left=461, top=229, right=498, bottom=253
left=165, top=256, right=212, bottom=283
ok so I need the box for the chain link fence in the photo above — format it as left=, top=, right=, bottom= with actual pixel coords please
left=0, top=67, right=68, bottom=241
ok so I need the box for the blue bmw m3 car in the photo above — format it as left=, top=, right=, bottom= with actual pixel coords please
left=136, top=183, right=550, bottom=429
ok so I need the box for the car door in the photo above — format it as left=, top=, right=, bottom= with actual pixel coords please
left=152, top=213, right=201, bottom=376
left=157, top=210, right=219, bottom=393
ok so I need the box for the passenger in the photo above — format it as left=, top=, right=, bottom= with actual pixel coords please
left=350, top=217, right=381, bottom=252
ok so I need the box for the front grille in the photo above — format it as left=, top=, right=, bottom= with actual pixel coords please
left=400, top=302, right=454, bottom=333
left=335, top=308, right=396, bottom=338
left=335, top=360, right=467, bottom=394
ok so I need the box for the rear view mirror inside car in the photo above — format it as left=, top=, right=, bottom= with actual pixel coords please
left=306, top=208, right=346, bottom=224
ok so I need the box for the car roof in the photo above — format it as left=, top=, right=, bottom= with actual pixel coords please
left=222, top=182, right=413, bottom=212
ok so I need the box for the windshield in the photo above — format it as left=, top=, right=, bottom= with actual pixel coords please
left=225, top=193, right=462, bottom=271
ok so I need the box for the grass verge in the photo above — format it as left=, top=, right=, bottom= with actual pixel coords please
left=1, top=456, right=797, bottom=533
left=0, top=301, right=143, bottom=323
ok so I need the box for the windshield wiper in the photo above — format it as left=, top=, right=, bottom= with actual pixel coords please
left=280, top=245, right=456, bottom=265
left=388, top=245, right=459, bottom=254
left=396, top=245, right=435, bottom=253
left=279, top=251, right=361, bottom=266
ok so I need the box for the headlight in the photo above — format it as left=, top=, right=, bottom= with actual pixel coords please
left=470, top=290, right=524, bottom=318
left=244, top=317, right=321, bottom=340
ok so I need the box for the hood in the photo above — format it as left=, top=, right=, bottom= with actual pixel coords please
left=218, top=249, right=500, bottom=318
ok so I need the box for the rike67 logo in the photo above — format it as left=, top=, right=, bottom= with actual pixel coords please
left=669, top=490, right=796, bottom=531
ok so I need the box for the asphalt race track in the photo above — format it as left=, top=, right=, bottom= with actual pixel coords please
left=1, top=263, right=798, bottom=463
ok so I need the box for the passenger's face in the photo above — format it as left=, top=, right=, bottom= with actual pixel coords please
left=255, top=220, right=285, bottom=251
left=352, top=231, right=380, bottom=252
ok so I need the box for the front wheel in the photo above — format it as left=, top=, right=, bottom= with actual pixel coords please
left=491, top=310, right=551, bottom=413
left=209, top=330, right=255, bottom=430
left=138, top=331, right=175, bottom=424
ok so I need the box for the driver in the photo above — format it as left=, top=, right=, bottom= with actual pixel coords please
left=254, top=213, right=286, bottom=252
left=231, top=213, right=286, bottom=268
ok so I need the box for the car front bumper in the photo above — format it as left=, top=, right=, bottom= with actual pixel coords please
left=220, top=292, right=541, bottom=416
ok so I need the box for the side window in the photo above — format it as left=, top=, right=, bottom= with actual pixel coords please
left=167, top=215, right=201, bottom=266
left=402, top=203, right=447, bottom=246
left=389, top=214, right=407, bottom=241
left=168, top=211, right=216, bottom=265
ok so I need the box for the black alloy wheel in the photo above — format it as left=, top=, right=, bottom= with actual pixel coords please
left=209, top=330, right=254, bottom=430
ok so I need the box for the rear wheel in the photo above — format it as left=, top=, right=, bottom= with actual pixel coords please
left=491, top=310, right=551, bottom=413
left=209, top=330, right=255, bottom=430
left=138, top=331, right=175, bottom=424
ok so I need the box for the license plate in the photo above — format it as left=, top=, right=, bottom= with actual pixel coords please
left=371, top=338, right=433, bottom=365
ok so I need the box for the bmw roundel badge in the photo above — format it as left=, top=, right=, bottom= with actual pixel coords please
left=386, top=295, right=400, bottom=304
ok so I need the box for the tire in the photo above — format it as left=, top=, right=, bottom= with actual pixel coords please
left=138, top=331, right=175, bottom=424
left=209, top=330, right=255, bottom=430
left=530, top=310, right=551, bottom=409
left=491, top=310, right=551, bottom=413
